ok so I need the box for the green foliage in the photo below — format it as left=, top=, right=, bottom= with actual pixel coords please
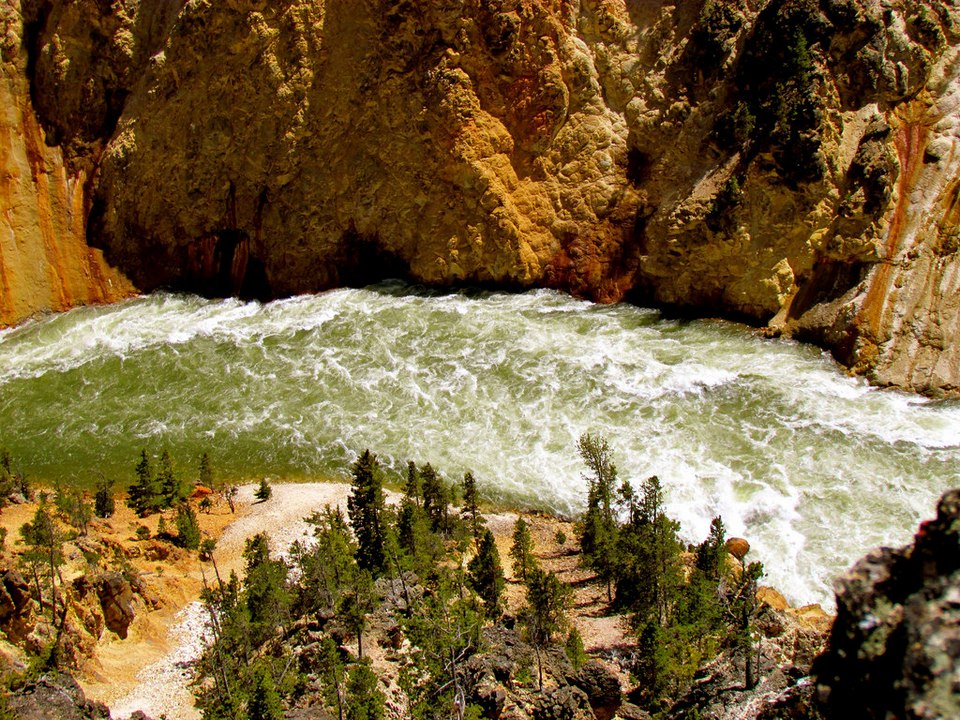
left=199, top=537, right=217, bottom=561
left=255, top=477, right=272, bottom=503
left=510, top=517, right=536, bottom=582
left=522, top=567, right=571, bottom=647
left=55, top=487, right=92, bottom=536
left=18, top=500, right=65, bottom=623
left=467, top=528, right=505, bottom=617
left=401, top=573, right=483, bottom=720
left=94, top=477, right=115, bottom=518
left=565, top=627, right=587, bottom=671
left=199, top=452, right=214, bottom=490
left=175, top=503, right=201, bottom=550
left=243, top=533, right=290, bottom=647
left=419, top=463, right=453, bottom=536
left=135, top=524, right=150, bottom=541
left=348, top=450, right=388, bottom=576
left=296, top=505, right=357, bottom=614
left=577, top=433, right=619, bottom=600
left=554, top=529, right=567, bottom=547
left=248, top=664, right=284, bottom=720
left=340, top=570, right=377, bottom=659
left=346, top=659, right=385, bottom=720
left=461, top=471, right=484, bottom=544
left=159, top=449, right=190, bottom=507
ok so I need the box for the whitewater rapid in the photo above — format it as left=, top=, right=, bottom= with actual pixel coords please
left=1, top=282, right=957, bottom=607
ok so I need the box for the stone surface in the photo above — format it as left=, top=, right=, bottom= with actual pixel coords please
left=572, top=659, right=622, bottom=720
left=1, top=0, right=958, bottom=393
left=0, top=0, right=134, bottom=327
left=814, top=488, right=960, bottom=720
left=94, top=571, right=135, bottom=639
left=7, top=671, right=114, bottom=720
left=726, top=537, right=751, bottom=560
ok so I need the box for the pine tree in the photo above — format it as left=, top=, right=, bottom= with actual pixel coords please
left=523, top=567, right=572, bottom=690
left=340, top=570, right=377, bottom=659
left=176, top=502, right=201, bottom=550
left=404, top=460, right=421, bottom=507
left=127, top=449, right=160, bottom=515
left=255, top=477, right=273, bottom=502
left=576, top=433, right=620, bottom=601
left=94, top=477, right=115, bottom=518
left=419, top=463, right=450, bottom=535
left=467, top=528, right=505, bottom=617
left=199, top=451, right=214, bottom=490
left=348, top=450, right=387, bottom=576
left=243, top=533, right=290, bottom=646
left=695, top=516, right=728, bottom=581
left=461, top=471, right=483, bottom=544
left=565, top=627, right=587, bottom=671
left=248, top=664, right=284, bottom=720
left=346, top=659, right=385, bottom=720
left=159, top=449, right=188, bottom=507
left=19, top=500, right=64, bottom=623
left=510, top=517, right=536, bottom=582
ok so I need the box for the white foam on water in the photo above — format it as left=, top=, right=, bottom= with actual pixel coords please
left=2, top=283, right=959, bottom=608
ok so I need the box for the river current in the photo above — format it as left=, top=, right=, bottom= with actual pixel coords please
left=1, top=282, right=958, bottom=607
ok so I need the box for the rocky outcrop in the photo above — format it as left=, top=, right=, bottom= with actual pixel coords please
left=7, top=671, right=113, bottom=720
left=0, top=1, right=134, bottom=327
left=813, top=488, right=960, bottom=720
left=1, top=0, right=958, bottom=392
left=93, top=572, right=135, bottom=639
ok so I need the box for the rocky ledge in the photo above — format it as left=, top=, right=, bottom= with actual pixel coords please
left=1, top=0, right=959, bottom=394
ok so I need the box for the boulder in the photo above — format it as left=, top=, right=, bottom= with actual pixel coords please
left=95, top=572, right=135, bottom=639
left=533, top=685, right=593, bottom=720
left=814, top=489, right=960, bottom=720
left=726, top=537, right=751, bottom=560
left=573, top=660, right=622, bottom=720
left=7, top=672, right=114, bottom=720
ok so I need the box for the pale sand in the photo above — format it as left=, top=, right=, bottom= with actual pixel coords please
left=106, top=481, right=355, bottom=720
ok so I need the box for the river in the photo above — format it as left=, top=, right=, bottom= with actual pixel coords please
left=1, top=282, right=958, bottom=607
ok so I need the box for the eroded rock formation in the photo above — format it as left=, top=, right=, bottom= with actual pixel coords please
left=0, top=1, right=134, bottom=326
left=814, top=488, right=960, bottom=720
left=1, top=0, right=958, bottom=393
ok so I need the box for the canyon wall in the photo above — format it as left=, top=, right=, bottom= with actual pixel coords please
left=0, top=1, right=133, bottom=327
left=1, top=0, right=958, bottom=393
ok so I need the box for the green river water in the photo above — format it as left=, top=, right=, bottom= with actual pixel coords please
left=1, top=282, right=958, bottom=607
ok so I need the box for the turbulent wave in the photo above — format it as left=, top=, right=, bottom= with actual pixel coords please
left=1, top=282, right=958, bottom=607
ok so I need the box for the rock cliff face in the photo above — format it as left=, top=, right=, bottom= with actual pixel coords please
left=814, top=488, right=960, bottom=719
left=0, top=1, right=133, bottom=327
left=1, top=0, right=958, bottom=393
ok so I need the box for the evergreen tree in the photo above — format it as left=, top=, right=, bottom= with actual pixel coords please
left=461, top=471, right=483, bottom=544
left=340, top=570, right=377, bottom=659
left=94, top=477, right=115, bottom=518
left=731, top=561, right=764, bottom=689
left=298, top=506, right=357, bottom=614
left=243, top=533, right=290, bottom=646
left=565, top=627, right=587, bottom=671
left=576, top=433, right=620, bottom=601
left=159, top=449, right=188, bottom=507
left=347, top=450, right=388, bottom=576
left=420, top=463, right=451, bottom=535
left=255, top=477, right=273, bottom=502
left=404, top=460, right=421, bottom=506
left=248, top=664, right=284, bottom=720
left=199, top=451, right=214, bottom=490
left=522, top=567, right=572, bottom=690
left=19, top=500, right=64, bottom=623
left=696, top=516, right=728, bottom=581
left=127, top=449, right=160, bottom=515
left=510, top=517, right=536, bottom=582
left=175, top=502, right=201, bottom=550
left=467, top=528, right=505, bottom=617
left=346, top=660, right=385, bottom=720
